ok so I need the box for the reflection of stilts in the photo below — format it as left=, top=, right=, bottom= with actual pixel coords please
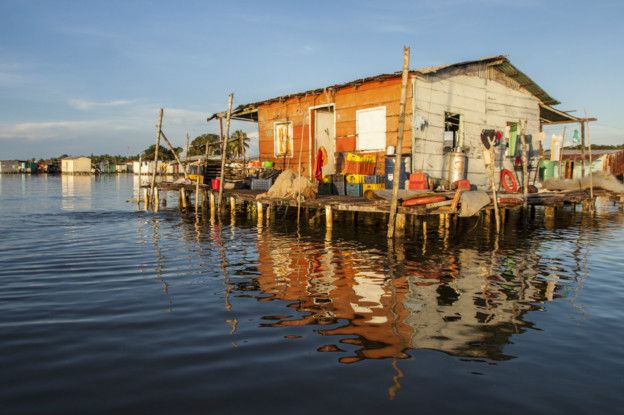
left=149, top=218, right=172, bottom=311
left=386, top=239, right=407, bottom=400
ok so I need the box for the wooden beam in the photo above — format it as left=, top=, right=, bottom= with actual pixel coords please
left=387, top=46, right=410, bottom=239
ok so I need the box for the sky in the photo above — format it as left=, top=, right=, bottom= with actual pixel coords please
left=1, top=0, right=623, bottom=159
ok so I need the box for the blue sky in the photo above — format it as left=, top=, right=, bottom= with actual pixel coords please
left=1, top=0, right=622, bottom=159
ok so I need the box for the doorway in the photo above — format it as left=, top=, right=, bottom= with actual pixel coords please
left=312, top=105, right=336, bottom=176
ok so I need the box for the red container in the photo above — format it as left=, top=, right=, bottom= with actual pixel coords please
left=453, top=179, right=471, bottom=191
left=410, top=171, right=427, bottom=182
left=211, top=178, right=221, bottom=190
left=409, top=180, right=428, bottom=190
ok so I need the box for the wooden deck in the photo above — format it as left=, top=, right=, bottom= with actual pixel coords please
left=151, top=181, right=618, bottom=217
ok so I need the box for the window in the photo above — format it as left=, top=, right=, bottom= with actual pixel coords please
left=356, top=106, right=386, bottom=151
left=274, top=121, right=293, bottom=157
left=444, top=112, right=461, bottom=153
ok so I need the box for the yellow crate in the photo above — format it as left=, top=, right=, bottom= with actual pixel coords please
left=363, top=183, right=384, bottom=192
left=346, top=174, right=365, bottom=183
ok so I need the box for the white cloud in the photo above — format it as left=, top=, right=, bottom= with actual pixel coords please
left=68, top=98, right=137, bottom=110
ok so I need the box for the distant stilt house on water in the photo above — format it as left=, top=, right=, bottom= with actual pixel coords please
left=0, top=160, right=20, bottom=174
left=546, top=148, right=624, bottom=180
left=210, top=55, right=594, bottom=189
left=61, top=156, right=92, bottom=175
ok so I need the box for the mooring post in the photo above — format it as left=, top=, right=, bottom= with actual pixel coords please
left=154, top=187, right=159, bottom=212
left=265, top=204, right=271, bottom=226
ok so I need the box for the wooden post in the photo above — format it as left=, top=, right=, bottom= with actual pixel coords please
left=149, top=108, right=164, bottom=207
left=585, top=112, right=594, bottom=211
left=143, top=188, right=149, bottom=209
left=580, top=121, right=586, bottom=178
left=180, top=188, right=187, bottom=209
left=395, top=213, right=406, bottom=235
left=266, top=204, right=271, bottom=226
left=195, top=165, right=200, bottom=216
left=209, top=192, right=216, bottom=222
left=154, top=187, right=159, bottom=212
left=160, top=130, right=189, bottom=180
left=485, top=145, right=501, bottom=233
left=325, top=205, right=333, bottom=230
left=519, top=119, right=529, bottom=210
left=257, top=202, right=264, bottom=227
left=558, top=126, right=567, bottom=178
left=218, top=94, right=234, bottom=211
left=387, top=46, right=410, bottom=239
left=185, top=132, right=190, bottom=162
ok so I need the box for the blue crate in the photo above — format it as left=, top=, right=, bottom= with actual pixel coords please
left=318, top=182, right=334, bottom=195
left=251, top=178, right=272, bottom=191
left=364, top=174, right=384, bottom=184
left=346, top=183, right=363, bottom=197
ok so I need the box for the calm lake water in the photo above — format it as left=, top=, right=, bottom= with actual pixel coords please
left=1, top=174, right=623, bottom=414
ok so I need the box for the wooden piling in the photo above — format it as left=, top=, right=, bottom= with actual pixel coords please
left=209, top=192, right=216, bottom=222
left=217, top=94, right=234, bottom=211
left=180, top=188, right=187, bottom=209
left=395, top=213, right=406, bottom=236
left=257, top=202, right=264, bottom=227
left=154, top=187, right=159, bottom=212
left=325, top=205, right=333, bottom=230
left=519, top=119, right=529, bottom=210
left=387, top=46, right=410, bottom=239
left=149, top=109, right=164, bottom=208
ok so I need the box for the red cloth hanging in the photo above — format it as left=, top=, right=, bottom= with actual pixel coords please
left=314, top=148, right=324, bottom=182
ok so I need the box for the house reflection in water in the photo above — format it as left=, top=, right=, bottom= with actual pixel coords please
left=252, top=231, right=550, bottom=363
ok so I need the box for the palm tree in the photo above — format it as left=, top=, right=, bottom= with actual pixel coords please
left=228, top=130, right=250, bottom=160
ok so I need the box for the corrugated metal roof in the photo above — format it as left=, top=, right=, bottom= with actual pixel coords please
left=210, top=55, right=560, bottom=121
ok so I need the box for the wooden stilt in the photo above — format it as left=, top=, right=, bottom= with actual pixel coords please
left=395, top=213, right=406, bottom=236
left=209, top=192, right=216, bottom=222
left=154, top=187, right=159, bottom=212
left=325, top=205, right=333, bottom=230
left=257, top=202, right=264, bottom=227
left=143, top=188, right=149, bottom=209
left=180, top=188, right=187, bottom=209
left=149, top=108, right=164, bottom=208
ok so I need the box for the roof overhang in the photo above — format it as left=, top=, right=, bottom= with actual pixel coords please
left=540, top=103, right=597, bottom=125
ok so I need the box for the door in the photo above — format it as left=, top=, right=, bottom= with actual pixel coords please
left=314, top=106, right=335, bottom=176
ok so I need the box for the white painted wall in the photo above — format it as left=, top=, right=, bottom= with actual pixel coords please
left=412, top=70, right=541, bottom=188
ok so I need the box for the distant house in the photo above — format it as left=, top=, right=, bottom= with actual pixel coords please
left=132, top=160, right=165, bottom=175
left=210, top=55, right=589, bottom=188
left=61, top=156, right=91, bottom=175
left=0, top=160, right=20, bottom=174
left=552, top=149, right=624, bottom=180
left=115, top=164, right=129, bottom=173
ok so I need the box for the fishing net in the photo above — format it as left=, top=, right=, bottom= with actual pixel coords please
left=257, top=170, right=317, bottom=200
left=542, top=172, right=624, bottom=193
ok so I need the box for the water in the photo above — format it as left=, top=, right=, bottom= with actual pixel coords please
left=1, top=174, right=623, bottom=414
